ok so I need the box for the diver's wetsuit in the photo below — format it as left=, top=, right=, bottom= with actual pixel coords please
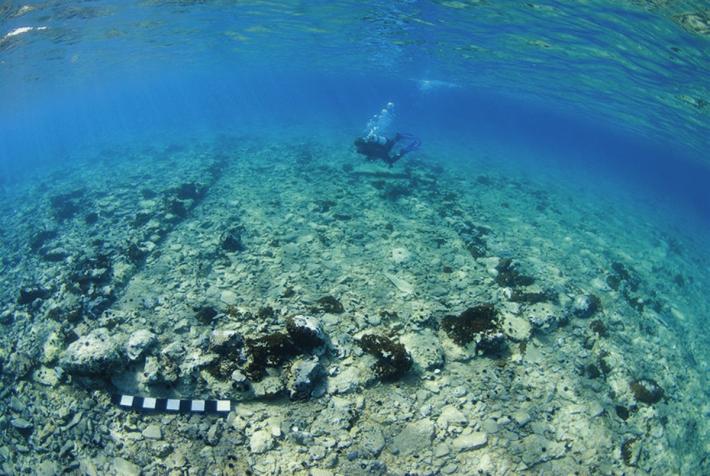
left=354, top=133, right=420, bottom=166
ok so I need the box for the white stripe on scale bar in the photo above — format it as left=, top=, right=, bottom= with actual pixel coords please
left=216, top=400, right=231, bottom=412
left=119, top=395, right=134, bottom=407
left=142, top=397, right=157, bottom=409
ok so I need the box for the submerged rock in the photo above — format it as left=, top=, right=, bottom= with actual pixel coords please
left=286, top=315, right=326, bottom=351
left=391, top=419, right=434, bottom=456
left=207, top=329, right=245, bottom=379
left=60, top=328, right=124, bottom=375
left=572, top=294, right=601, bottom=319
left=400, top=330, right=444, bottom=371
left=287, top=356, right=325, bottom=400
left=495, top=258, right=535, bottom=287
left=125, top=329, right=156, bottom=361
left=250, top=429, right=274, bottom=454
left=452, top=432, right=487, bottom=451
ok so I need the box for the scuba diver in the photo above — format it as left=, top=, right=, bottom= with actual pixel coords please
left=354, top=102, right=421, bottom=166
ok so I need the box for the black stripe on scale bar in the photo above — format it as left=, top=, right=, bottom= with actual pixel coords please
left=111, top=394, right=231, bottom=416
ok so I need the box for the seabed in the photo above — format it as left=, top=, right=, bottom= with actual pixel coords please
left=0, top=133, right=708, bottom=475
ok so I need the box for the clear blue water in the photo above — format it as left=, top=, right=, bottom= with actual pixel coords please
left=1, top=1, right=708, bottom=226
left=1, top=1, right=709, bottom=474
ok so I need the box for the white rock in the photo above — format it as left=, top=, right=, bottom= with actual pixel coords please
left=400, top=330, right=444, bottom=371
left=512, top=410, right=531, bottom=426
left=220, top=290, right=238, bottom=305
left=113, top=457, right=141, bottom=476
left=384, top=272, right=414, bottom=295
left=60, top=328, right=123, bottom=375
left=142, top=424, right=162, bottom=440
left=436, top=406, right=467, bottom=429
left=501, top=313, right=532, bottom=341
left=391, top=419, right=434, bottom=456
left=452, top=432, right=487, bottom=451
left=391, top=247, right=411, bottom=264
left=250, top=429, right=274, bottom=454
left=327, top=366, right=361, bottom=394
left=125, top=330, right=156, bottom=361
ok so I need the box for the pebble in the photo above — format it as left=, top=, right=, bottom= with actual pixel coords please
left=433, top=443, right=450, bottom=458
left=482, top=418, right=499, bottom=433
left=220, top=290, right=238, bottom=305
left=250, top=429, right=274, bottom=454
left=437, top=406, right=467, bottom=429
left=512, top=410, right=531, bottom=426
left=113, top=457, right=141, bottom=476
left=35, top=460, right=60, bottom=476
left=10, top=417, right=33, bottom=430
left=391, top=418, right=434, bottom=456
left=358, top=425, right=385, bottom=457
left=125, top=330, right=156, bottom=361
left=441, top=463, right=459, bottom=474
left=142, top=424, right=162, bottom=440
left=451, top=386, right=467, bottom=398
left=9, top=396, right=23, bottom=412
left=452, top=432, right=487, bottom=451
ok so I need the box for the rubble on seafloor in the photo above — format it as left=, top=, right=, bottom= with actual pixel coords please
left=0, top=134, right=708, bottom=475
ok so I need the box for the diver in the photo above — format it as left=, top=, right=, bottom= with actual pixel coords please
left=354, top=102, right=421, bottom=167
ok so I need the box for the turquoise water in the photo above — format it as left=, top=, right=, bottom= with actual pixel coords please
left=1, top=2, right=708, bottom=475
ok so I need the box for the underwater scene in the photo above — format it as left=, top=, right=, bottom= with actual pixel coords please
left=1, top=1, right=709, bottom=475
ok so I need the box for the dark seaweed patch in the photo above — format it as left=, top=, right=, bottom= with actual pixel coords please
left=30, top=230, right=57, bottom=252
left=460, top=222, right=491, bottom=259
left=585, top=364, right=601, bottom=379
left=590, top=319, right=607, bottom=337
left=312, top=295, right=344, bottom=314
left=84, top=212, right=99, bottom=224
left=168, top=199, right=188, bottom=219
left=133, top=212, right=152, bottom=227
left=621, top=437, right=638, bottom=466
left=141, top=188, right=157, bottom=199
left=245, top=333, right=298, bottom=380
left=441, top=305, right=498, bottom=346
left=630, top=378, right=664, bottom=404
left=207, top=331, right=245, bottom=379
left=17, top=286, right=51, bottom=305
left=358, top=334, right=412, bottom=381
left=510, top=289, right=556, bottom=304
left=495, top=259, right=535, bottom=287
left=382, top=183, right=412, bottom=201
left=221, top=227, right=245, bottom=252
left=50, top=189, right=85, bottom=221
left=175, top=182, right=206, bottom=201
left=194, top=306, right=219, bottom=324
left=615, top=405, right=630, bottom=421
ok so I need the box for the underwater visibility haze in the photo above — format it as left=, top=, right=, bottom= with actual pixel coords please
left=0, top=1, right=709, bottom=475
